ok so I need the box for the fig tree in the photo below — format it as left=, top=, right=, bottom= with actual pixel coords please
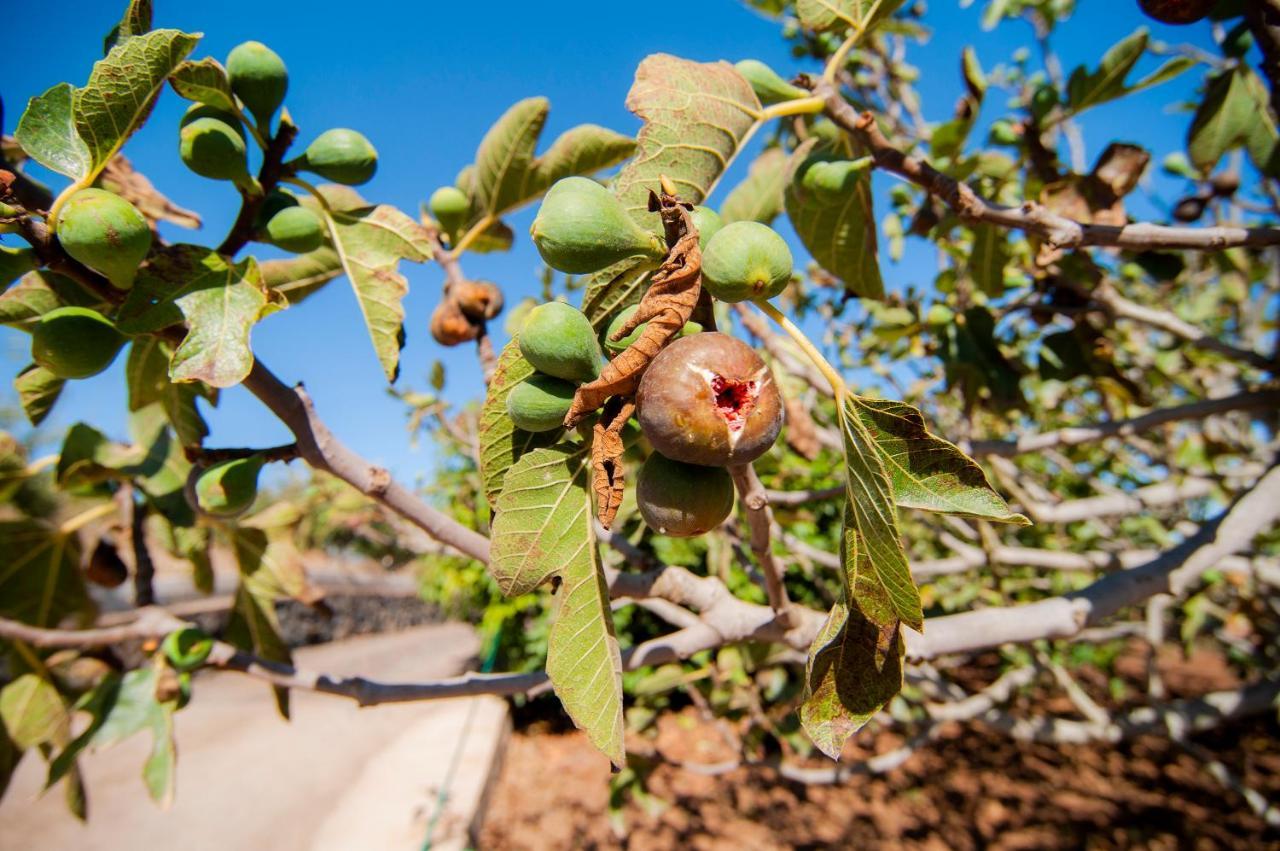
left=530, top=177, right=666, bottom=274
left=194, top=456, right=264, bottom=519
left=734, top=59, right=808, bottom=105
left=180, top=116, right=251, bottom=182
left=636, top=452, right=735, bottom=537
left=689, top=205, right=723, bottom=250
left=31, top=307, right=125, bottom=380
left=226, top=40, right=288, bottom=126
left=637, top=332, right=782, bottom=466
left=430, top=185, right=470, bottom=237
left=603, top=304, right=701, bottom=354
left=297, top=129, right=378, bottom=185
left=55, top=188, right=151, bottom=290
left=505, top=373, right=576, bottom=432
left=518, top=301, right=602, bottom=383
left=700, top=221, right=793, bottom=303
left=263, top=205, right=325, bottom=253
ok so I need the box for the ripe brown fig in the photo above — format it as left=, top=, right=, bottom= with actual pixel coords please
left=430, top=299, right=480, bottom=346
left=636, top=453, right=735, bottom=537
left=453, top=280, right=504, bottom=322
left=1137, top=0, right=1213, bottom=25
left=636, top=332, right=783, bottom=467
left=85, top=540, right=128, bottom=588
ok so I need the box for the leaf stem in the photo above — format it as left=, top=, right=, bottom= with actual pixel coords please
left=751, top=299, right=847, bottom=398
left=58, top=501, right=118, bottom=536
left=45, top=178, right=92, bottom=233
left=820, top=0, right=882, bottom=84
left=758, top=96, right=827, bottom=120
left=448, top=214, right=495, bottom=259
left=228, top=101, right=270, bottom=151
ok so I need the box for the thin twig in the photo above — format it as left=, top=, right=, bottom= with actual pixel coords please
left=729, top=463, right=793, bottom=625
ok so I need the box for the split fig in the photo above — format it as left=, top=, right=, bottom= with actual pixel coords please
left=193, top=456, right=264, bottom=519
left=454, top=280, right=504, bottom=322
left=700, top=221, right=793, bottom=303
left=430, top=185, right=470, bottom=237
left=734, top=59, right=809, bottom=105
left=55, top=188, right=151, bottom=290
left=689, top=205, right=724, bottom=250
left=603, top=304, right=701, bottom=354
left=505, top=373, right=576, bottom=433
left=518, top=301, right=602, bottom=383
left=263, top=205, right=325, bottom=253
left=180, top=116, right=251, bottom=182
left=530, top=177, right=666, bottom=274
left=636, top=332, right=782, bottom=466
left=31, top=306, right=125, bottom=380
left=226, top=41, right=288, bottom=126
left=297, top=129, right=378, bottom=186
left=430, top=299, right=480, bottom=346
left=636, top=452, right=735, bottom=537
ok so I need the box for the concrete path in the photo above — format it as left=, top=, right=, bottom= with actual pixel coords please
left=0, top=624, right=510, bottom=851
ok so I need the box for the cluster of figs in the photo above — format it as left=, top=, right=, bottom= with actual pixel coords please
left=506, top=176, right=794, bottom=537
left=29, top=41, right=384, bottom=522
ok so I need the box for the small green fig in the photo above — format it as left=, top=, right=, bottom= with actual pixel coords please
left=505, top=373, right=576, bottom=432
left=734, top=59, right=808, bottom=105
left=55, top=188, right=151, bottom=289
left=988, top=119, right=1021, bottom=146
left=297, top=129, right=378, bottom=185
left=194, top=456, right=264, bottom=519
left=530, top=177, right=666, bottom=274
left=226, top=41, right=288, bottom=126
left=430, top=186, right=470, bottom=237
left=518, top=301, right=602, bottom=383
left=263, top=206, right=325, bottom=253
left=603, top=304, right=701, bottom=354
left=689, top=205, right=723, bottom=250
left=161, top=626, right=215, bottom=672
left=636, top=453, right=735, bottom=537
left=0, top=245, right=36, bottom=288
left=180, top=116, right=250, bottom=182
left=797, top=155, right=873, bottom=197
left=253, top=189, right=300, bottom=230
left=700, top=221, right=793, bottom=303
left=31, top=306, right=125, bottom=380
left=180, top=103, right=246, bottom=139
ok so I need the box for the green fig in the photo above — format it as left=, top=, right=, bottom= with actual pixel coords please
left=988, top=119, right=1021, bottom=146
left=226, top=41, right=288, bottom=126
left=194, top=455, right=264, bottom=519
left=263, top=206, right=325, bottom=253
left=429, top=185, right=469, bottom=237
left=31, top=307, right=125, bottom=380
left=518, top=302, right=602, bottom=383
left=603, top=304, right=702, bottom=354
left=253, top=189, right=300, bottom=230
left=180, top=116, right=251, bottom=182
left=797, top=155, right=873, bottom=197
left=700, top=221, right=793, bottom=303
left=689, top=205, right=723, bottom=250
left=636, top=453, right=735, bottom=537
left=180, top=102, right=246, bottom=139
left=530, top=177, right=666, bottom=274
left=161, top=626, right=215, bottom=672
left=505, top=373, right=576, bottom=432
left=0, top=245, right=36, bottom=288
left=297, top=129, right=378, bottom=185
left=55, top=189, right=151, bottom=290
left=734, top=59, right=808, bottom=105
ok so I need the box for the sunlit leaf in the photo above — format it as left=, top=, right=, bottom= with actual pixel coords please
left=0, top=674, right=67, bottom=750
left=168, top=57, right=237, bottom=111
left=478, top=338, right=562, bottom=508
left=721, top=147, right=788, bottom=225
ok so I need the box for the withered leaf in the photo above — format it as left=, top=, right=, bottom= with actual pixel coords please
left=591, top=398, right=634, bottom=528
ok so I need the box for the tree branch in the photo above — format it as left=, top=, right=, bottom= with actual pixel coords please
left=729, top=463, right=793, bottom=624
left=216, top=121, right=299, bottom=257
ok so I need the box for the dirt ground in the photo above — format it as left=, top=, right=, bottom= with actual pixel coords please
left=479, top=645, right=1280, bottom=850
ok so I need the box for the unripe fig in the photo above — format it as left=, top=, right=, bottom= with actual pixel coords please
left=505, top=373, right=576, bottom=432
left=518, top=301, right=602, bottom=383
left=55, top=188, right=151, bottom=289
left=180, top=103, right=245, bottom=139
left=254, top=189, right=300, bottom=230
left=0, top=246, right=36, bottom=288
left=430, top=299, right=480, bottom=346
left=700, top=221, right=793, bottom=303
left=298, top=129, right=378, bottom=185
left=226, top=41, right=288, bottom=126
left=735, top=59, right=809, bottom=105
left=530, top=177, right=666, bottom=274
left=637, top=332, right=782, bottom=466
left=454, top=280, right=504, bottom=322
left=1137, top=0, right=1213, bottom=25
left=603, top=304, right=701, bottom=354
left=194, top=456, right=264, bottom=519
left=31, top=307, right=125, bottom=380
left=689, top=205, right=723, bottom=250
left=263, top=205, right=325, bottom=253
left=636, top=453, right=735, bottom=537
left=180, top=116, right=250, bottom=182
left=161, top=626, right=214, bottom=672
left=799, top=156, right=873, bottom=196
left=430, top=186, right=470, bottom=237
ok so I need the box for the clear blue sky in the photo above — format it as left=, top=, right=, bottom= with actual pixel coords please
left=2, top=1, right=1220, bottom=483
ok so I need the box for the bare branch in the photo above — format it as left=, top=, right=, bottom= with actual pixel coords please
left=729, top=463, right=793, bottom=624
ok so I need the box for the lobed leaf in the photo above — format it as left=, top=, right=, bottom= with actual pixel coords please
left=0, top=519, right=92, bottom=627
left=14, top=83, right=91, bottom=180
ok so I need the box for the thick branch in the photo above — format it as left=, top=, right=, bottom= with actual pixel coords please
left=815, top=82, right=1280, bottom=251
left=216, top=121, right=299, bottom=257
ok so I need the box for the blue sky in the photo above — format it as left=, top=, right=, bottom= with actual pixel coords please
left=3, top=1, right=1221, bottom=484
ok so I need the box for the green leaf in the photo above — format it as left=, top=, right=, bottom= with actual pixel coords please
left=612, top=54, right=762, bottom=227
left=74, top=666, right=178, bottom=805
left=796, top=0, right=905, bottom=33
left=0, top=519, right=92, bottom=627
left=168, top=58, right=237, bottom=111
left=968, top=224, right=1009, bottom=297
left=851, top=397, right=1027, bottom=524
left=1063, top=29, right=1188, bottom=117
left=142, top=703, right=176, bottom=807
left=15, top=83, right=91, bottom=180
left=721, top=147, right=788, bottom=225
left=0, top=674, right=66, bottom=750
left=119, top=246, right=282, bottom=389
left=260, top=247, right=343, bottom=305
left=838, top=397, right=922, bottom=631
left=527, top=124, right=637, bottom=195
left=224, top=583, right=293, bottom=718
left=126, top=338, right=213, bottom=446
left=105, top=0, right=153, bottom=51
left=478, top=338, right=562, bottom=508
left=0, top=270, right=97, bottom=329
left=14, top=365, right=64, bottom=427
left=317, top=204, right=431, bottom=383
left=56, top=421, right=167, bottom=489
left=1189, top=67, right=1276, bottom=174
left=490, top=444, right=624, bottom=767
left=580, top=257, right=658, bottom=330
left=785, top=138, right=884, bottom=299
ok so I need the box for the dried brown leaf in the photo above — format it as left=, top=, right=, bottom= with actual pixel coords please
left=591, top=398, right=634, bottom=528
